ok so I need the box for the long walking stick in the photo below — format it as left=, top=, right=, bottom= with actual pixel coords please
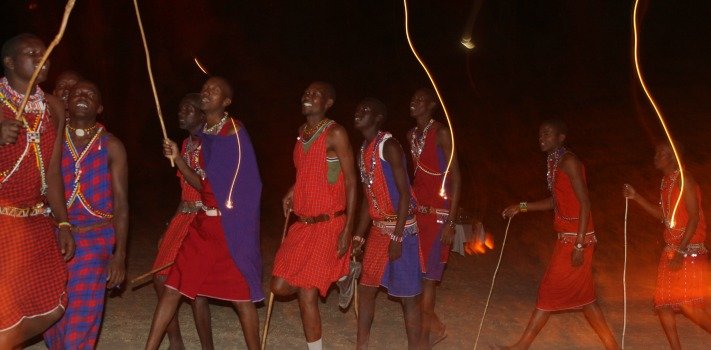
left=473, top=217, right=512, bottom=350
left=129, top=262, right=174, bottom=286
left=261, top=210, right=291, bottom=350
left=622, top=197, right=629, bottom=348
left=15, top=0, right=76, bottom=121
left=353, top=255, right=359, bottom=320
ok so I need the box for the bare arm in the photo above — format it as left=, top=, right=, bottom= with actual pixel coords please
left=107, top=135, right=129, bottom=288
left=502, top=197, right=554, bottom=219
left=328, top=124, right=357, bottom=257
left=624, top=184, right=663, bottom=221
left=437, top=125, right=461, bottom=244
left=46, top=95, right=74, bottom=260
left=352, top=185, right=371, bottom=256
left=163, top=139, right=202, bottom=191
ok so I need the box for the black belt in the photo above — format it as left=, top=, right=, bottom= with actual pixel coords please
left=298, top=210, right=345, bottom=224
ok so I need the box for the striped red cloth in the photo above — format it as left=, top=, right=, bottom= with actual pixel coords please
left=0, top=80, right=68, bottom=332
left=152, top=137, right=202, bottom=276
left=272, top=121, right=349, bottom=296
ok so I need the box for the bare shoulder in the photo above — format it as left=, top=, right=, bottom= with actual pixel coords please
left=327, top=122, right=349, bottom=142
left=45, top=94, right=65, bottom=128
left=560, top=152, right=583, bottom=173
left=105, top=133, right=127, bottom=155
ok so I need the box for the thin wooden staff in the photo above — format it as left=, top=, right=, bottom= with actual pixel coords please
left=129, top=262, right=174, bottom=285
left=353, top=255, right=359, bottom=320
left=132, top=0, right=173, bottom=167
left=261, top=210, right=291, bottom=350
left=14, top=0, right=76, bottom=121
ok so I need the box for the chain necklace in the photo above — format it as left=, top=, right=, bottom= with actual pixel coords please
left=546, top=146, right=567, bottom=192
left=203, top=112, right=229, bottom=135
left=660, top=169, right=683, bottom=231
left=67, top=123, right=98, bottom=137
left=299, top=118, right=331, bottom=144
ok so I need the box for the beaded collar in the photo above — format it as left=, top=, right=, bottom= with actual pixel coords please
left=203, top=112, right=229, bottom=135
left=546, top=146, right=568, bottom=192
left=360, top=131, right=389, bottom=217
left=299, top=118, right=332, bottom=144
left=409, top=118, right=434, bottom=161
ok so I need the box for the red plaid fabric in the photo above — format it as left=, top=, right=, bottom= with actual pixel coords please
left=152, top=138, right=202, bottom=275
left=0, top=85, right=68, bottom=331
left=62, top=126, right=113, bottom=224
left=361, top=133, right=396, bottom=220
left=360, top=225, right=390, bottom=287
left=408, top=123, right=451, bottom=267
left=272, top=122, right=349, bottom=296
left=44, top=223, right=114, bottom=349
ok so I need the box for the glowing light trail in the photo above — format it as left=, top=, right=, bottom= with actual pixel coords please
left=15, top=0, right=76, bottom=121
left=193, top=57, right=210, bottom=75
left=403, top=0, right=456, bottom=199
left=632, top=0, right=684, bottom=228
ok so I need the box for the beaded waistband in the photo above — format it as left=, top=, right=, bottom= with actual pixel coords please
left=556, top=232, right=597, bottom=246
left=177, top=200, right=204, bottom=214
left=0, top=203, right=49, bottom=218
left=664, top=243, right=708, bottom=257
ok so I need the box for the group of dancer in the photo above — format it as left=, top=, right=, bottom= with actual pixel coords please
left=0, top=32, right=709, bottom=350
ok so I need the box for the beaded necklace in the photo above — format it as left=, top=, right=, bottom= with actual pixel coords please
left=203, top=112, right=229, bottom=135
left=183, top=136, right=204, bottom=179
left=360, top=131, right=388, bottom=217
left=0, top=79, right=49, bottom=194
left=546, top=146, right=567, bottom=191
left=67, top=123, right=98, bottom=137
left=299, top=118, right=331, bottom=144
left=64, top=125, right=112, bottom=219
left=409, top=119, right=442, bottom=177
left=660, top=169, right=683, bottom=232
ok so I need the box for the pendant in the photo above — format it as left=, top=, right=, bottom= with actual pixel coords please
left=27, top=132, right=40, bottom=143
left=75, top=128, right=85, bottom=137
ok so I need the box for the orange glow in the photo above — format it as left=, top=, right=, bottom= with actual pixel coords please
left=403, top=0, right=456, bottom=199
left=465, top=232, right=494, bottom=255
left=632, top=0, right=684, bottom=228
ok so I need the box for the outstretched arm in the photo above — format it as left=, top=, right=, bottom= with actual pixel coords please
left=437, top=125, right=461, bottom=244
left=623, top=184, right=663, bottom=221
left=328, top=125, right=357, bottom=257
left=502, top=197, right=554, bottom=219
left=107, top=135, right=129, bottom=288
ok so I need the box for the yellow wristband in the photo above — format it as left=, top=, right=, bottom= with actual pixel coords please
left=57, top=221, right=72, bottom=229
left=519, top=202, right=528, bottom=213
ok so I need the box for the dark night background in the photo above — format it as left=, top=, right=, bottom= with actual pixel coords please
left=3, top=1, right=711, bottom=348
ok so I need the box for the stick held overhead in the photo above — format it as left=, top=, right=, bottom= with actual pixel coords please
left=132, top=0, right=173, bottom=167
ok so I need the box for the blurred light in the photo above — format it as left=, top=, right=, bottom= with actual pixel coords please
left=193, top=57, right=210, bottom=75
left=460, top=37, right=475, bottom=50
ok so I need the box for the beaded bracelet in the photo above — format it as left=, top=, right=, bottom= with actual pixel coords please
left=519, top=202, right=528, bottom=213
left=352, top=235, right=365, bottom=244
left=675, top=248, right=688, bottom=258
left=57, top=221, right=72, bottom=230
left=388, top=233, right=404, bottom=243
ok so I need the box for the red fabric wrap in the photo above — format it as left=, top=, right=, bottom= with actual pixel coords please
left=552, top=163, right=594, bottom=233
left=409, top=123, right=450, bottom=266
left=152, top=138, right=202, bottom=275
left=360, top=225, right=390, bottom=287
left=272, top=122, right=349, bottom=296
left=654, top=173, right=707, bottom=309
left=0, top=92, right=68, bottom=331
left=536, top=238, right=596, bottom=311
left=362, top=133, right=396, bottom=220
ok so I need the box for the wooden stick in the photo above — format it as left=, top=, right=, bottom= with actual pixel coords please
left=353, top=255, right=359, bottom=320
left=14, top=0, right=76, bottom=121
left=261, top=210, right=291, bottom=350
left=130, top=262, right=174, bottom=285
left=132, top=0, right=173, bottom=167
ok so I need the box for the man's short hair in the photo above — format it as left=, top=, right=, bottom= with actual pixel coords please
left=541, top=118, right=568, bottom=135
left=2, top=33, right=41, bottom=61
left=362, top=97, right=387, bottom=121
left=182, top=93, right=203, bottom=107
left=313, top=81, right=336, bottom=102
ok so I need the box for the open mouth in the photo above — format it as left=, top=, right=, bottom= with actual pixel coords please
left=303, top=102, right=313, bottom=107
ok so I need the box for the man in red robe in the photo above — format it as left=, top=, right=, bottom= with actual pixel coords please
left=624, top=143, right=711, bottom=349
left=0, top=33, right=74, bottom=348
left=501, top=119, right=618, bottom=350
left=271, top=81, right=357, bottom=350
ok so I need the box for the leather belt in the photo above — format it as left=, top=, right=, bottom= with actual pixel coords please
left=298, top=210, right=345, bottom=224
left=0, top=203, right=50, bottom=217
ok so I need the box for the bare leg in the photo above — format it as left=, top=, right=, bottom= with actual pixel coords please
left=153, top=275, right=185, bottom=350
left=581, top=303, right=619, bottom=350
left=658, top=307, right=681, bottom=350
left=297, top=287, right=322, bottom=342
left=191, top=296, right=214, bottom=350
left=421, top=279, right=445, bottom=348
left=503, top=308, right=551, bottom=350
left=356, top=285, right=378, bottom=350
left=233, top=301, right=260, bottom=350
left=145, top=288, right=183, bottom=350
left=680, top=304, right=711, bottom=333
left=270, top=276, right=298, bottom=297
left=0, top=306, right=64, bottom=349
left=402, top=294, right=423, bottom=350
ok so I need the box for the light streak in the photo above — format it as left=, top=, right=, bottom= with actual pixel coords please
left=193, top=57, right=210, bottom=75
left=632, top=0, right=684, bottom=228
left=460, top=37, right=475, bottom=50
left=225, top=118, right=242, bottom=209
left=15, top=0, right=76, bottom=122
left=460, top=0, right=483, bottom=51
left=403, top=0, right=456, bottom=199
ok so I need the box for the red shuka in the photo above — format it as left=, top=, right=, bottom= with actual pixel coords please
left=272, top=121, right=350, bottom=296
